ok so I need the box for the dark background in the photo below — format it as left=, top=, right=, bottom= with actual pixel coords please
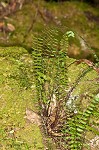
left=45, top=0, right=99, bottom=6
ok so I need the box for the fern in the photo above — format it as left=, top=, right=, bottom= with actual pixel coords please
left=63, top=94, right=99, bottom=150
left=32, top=26, right=99, bottom=150
left=32, top=27, right=70, bottom=106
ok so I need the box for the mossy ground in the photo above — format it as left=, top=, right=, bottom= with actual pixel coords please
left=0, top=47, right=99, bottom=150
left=0, top=47, right=44, bottom=150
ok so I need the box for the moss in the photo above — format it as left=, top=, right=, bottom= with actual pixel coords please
left=0, top=46, right=44, bottom=149
left=66, top=56, right=99, bottom=112
left=17, top=124, right=44, bottom=150
left=0, top=45, right=98, bottom=149
left=0, top=46, right=27, bottom=57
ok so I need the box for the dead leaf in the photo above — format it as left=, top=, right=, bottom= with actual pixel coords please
left=0, top=22, right=15, bottom=32
left=24, top=108, right=41, bottom=126
left=1, top=2, right=7, bottom=8
left=7, top=23, right=15, bottom=32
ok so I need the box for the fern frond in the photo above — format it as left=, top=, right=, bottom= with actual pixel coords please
left=32, top=27, right=70, bottom=105
left=64, top=94, right=99, bottom=150
left=32, top=26, right=99, bottom=150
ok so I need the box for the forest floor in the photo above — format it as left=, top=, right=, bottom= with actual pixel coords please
left=0, top=0, right=99, bottom=150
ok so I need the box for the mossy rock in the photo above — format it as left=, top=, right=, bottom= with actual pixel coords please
left=0, top=46, right=44, bottom=150
left=0, top=46, right=98, bottom=149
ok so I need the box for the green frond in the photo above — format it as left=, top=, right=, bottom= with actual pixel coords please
left=32, top=26, right=99, bottom=150
left=64, top=94, right=99, bottom=150
left=32, top=26, right=70, bottom=104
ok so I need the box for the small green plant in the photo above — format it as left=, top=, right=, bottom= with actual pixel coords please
left=62, top=94, right=99, bottom=150
left=32, top=26, right=99, bottom=149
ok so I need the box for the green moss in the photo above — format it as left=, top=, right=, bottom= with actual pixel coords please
left=0, top=46, right=27, bottom=58
left=17, top=124, right=44, bottom=150
left=0, top=46, right=44, bottom=150
left=66, top=56, right=99, bottom=113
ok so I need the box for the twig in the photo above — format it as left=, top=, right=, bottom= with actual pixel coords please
left=22, top=2, right=39, bottom=43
